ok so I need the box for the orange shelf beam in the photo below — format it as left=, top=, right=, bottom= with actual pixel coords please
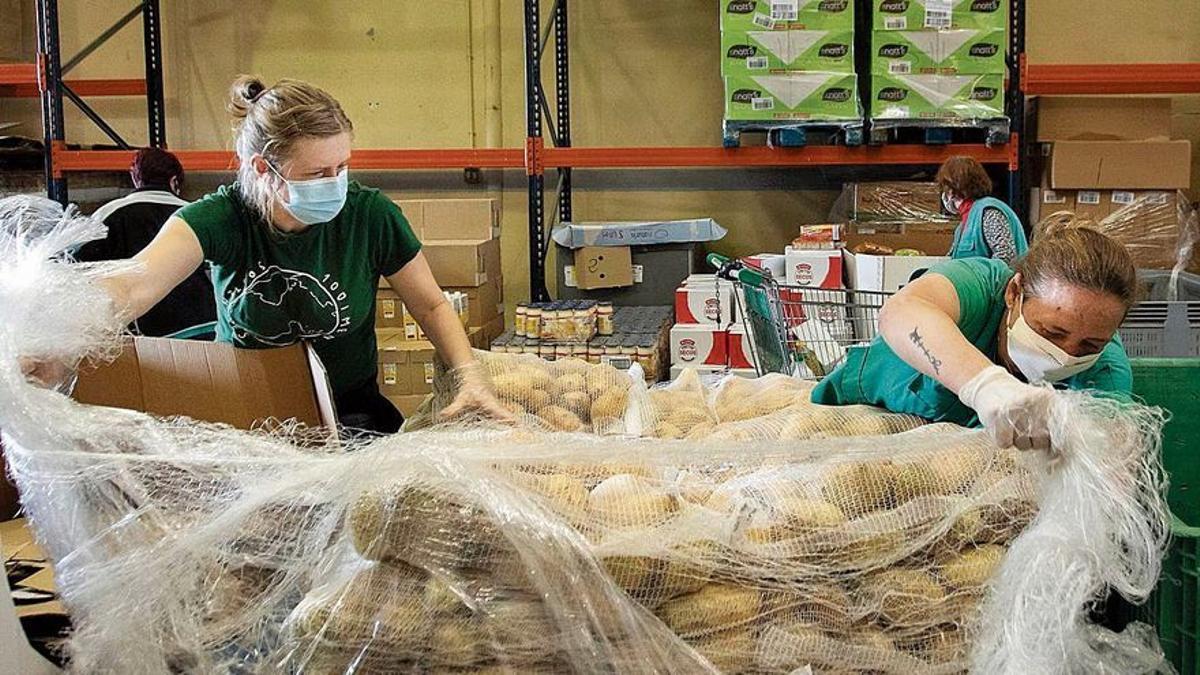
left=1023, top=62, right=1200, bottom=95
left=0, top=63, right=148, bottom=97
left=52, top=140, right=1015, bottom=173
left=52, top=148, right=525, bottom=172
left=0, top=63, right=38, bottom=85
left=1, top=78, right=147, bottom=98
left=542, top=142, right=1015, bottom=169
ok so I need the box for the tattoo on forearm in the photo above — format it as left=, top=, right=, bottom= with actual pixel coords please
left=909, top=327, right=943, bottom=375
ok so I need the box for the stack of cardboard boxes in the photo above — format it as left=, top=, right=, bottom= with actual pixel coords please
left=375, top=198, right=504, bottom=416
left=869, top=0, right=1007, bottom=123
left=720, top=0, right=860, bottom=125
left=1030, top=98, right=1194, bottom=273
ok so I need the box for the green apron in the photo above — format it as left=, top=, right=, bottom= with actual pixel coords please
left=949, top=197, right=1029, bottom=262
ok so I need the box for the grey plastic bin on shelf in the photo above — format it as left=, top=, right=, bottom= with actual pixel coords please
left=1118, top=270, right=1200, bottom=358
left=551, top=219, right=728, bottom=307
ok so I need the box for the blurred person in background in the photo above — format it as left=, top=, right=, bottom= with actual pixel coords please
left=75, top=147, right=216, bottom=337
left=936, top=155, right=1029, bottom=266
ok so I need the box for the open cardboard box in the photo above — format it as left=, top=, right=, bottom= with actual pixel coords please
left=73, top=337, right=338, bottom=430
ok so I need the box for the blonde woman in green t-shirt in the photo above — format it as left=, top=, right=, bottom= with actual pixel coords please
left=61, top=76, right=507, bottom=433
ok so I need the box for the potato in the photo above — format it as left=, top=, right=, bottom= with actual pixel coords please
left=516, top=366, right=552, bottom=391
left=535, top=405, right=584, bottom=432
left=588, top=474, right=675, bottom=530
left=492, top=372, right=536, bottom=401
left=777, top=498, right=846, bottom=532
left=822, top=462, right=898, bottom=518
left=655, top=422, right=685, bottom=440
left=429, top=618, right=487, bottom=667
left=658, top=584, right=760, bottom=637
left=586, top=367, right=630, bottom=397
left=423, top=577, right=465, bottom=615
left=600, top=554, right=660, bottom=594
left=762, top=584, right=853, bottom=632
left=940, top=544, right=1006, bottom=590
left=549, top=373, right=587, bottom=398
left=863, top=569, right=946, bottom=626
left=691, top=628, right=756, bottom=673
left=511, top=472, right=588, bottom=515
left=590, top=389, right=629, bottom=422
left=561, top=391, right=592, bottom=420
left=525, top=388, right=551, bottom=412
left=291, top=563, right=430, bottom=653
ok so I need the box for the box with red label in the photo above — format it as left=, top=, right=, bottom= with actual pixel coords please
left=675, top=285, right=726, bottom=325
left=728, top=325, right=756, bottom=370
left=790, top=224, right=844, bottom=250
left=784, top=248, right=844, bottom=288
left=669, top=324, right=728, bottom=367
left=744, top=253, right=787, bottom=280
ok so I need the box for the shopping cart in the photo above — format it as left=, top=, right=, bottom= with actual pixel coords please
left=708, top=253, right=893, bottom=378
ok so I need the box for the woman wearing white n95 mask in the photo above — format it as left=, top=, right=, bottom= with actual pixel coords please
left=25, top=76, right=510, bottom=434
left=812, top=222, right=1135, bottom=451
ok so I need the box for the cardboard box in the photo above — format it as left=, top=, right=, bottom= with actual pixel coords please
left=670, top=324, right=729, bottom=367
left=376, top=333, right=441, bottom=396
left=834, top=181, right=953, bottom=224
left=784, top=248, right=844, bottom=287
left=724, top=72, right=860, bottom=121
left=843, top=226, right=956, bottom=257
left=728, top=325, right=756, bottom=369
left=843, top=250, right=949, bottom=292
left=558, top=242, right=703, bottom=307
left=74, top=337, right=337, bottom=429
left=386, top=394, right=429, bottom=419
left=1047, top=141, right=1192, bottom=190
left=423, top=238, right=501, bottom=287
left=744, top=253, right=787, bottom=279
left=871, top=73, right=1005, bottom=120
left=720, top=0, right=855, bottom=32
left=872, top=28, right=1005, bottom=75
left=394, top=198, right=499, bottom=241
left=720, top=29, right=855, bottom=76
left=872, top=0, right=1008, bottom=31
left=1036, top=97, right=1173, bottom=143
left=574, top=246, right=633, bottom=290
left=1028, top=188, right=1178, bottom=227
left=446, top=277, right=503, bottom=328
left=675, top=284, right=728, bottom=325
left=481, top=315, right=506, bottom=344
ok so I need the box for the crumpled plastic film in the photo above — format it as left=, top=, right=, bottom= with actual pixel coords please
left=829, top=181, right=956, bottom=225
left=0, top=197, right=1174, bottom=674
left=1036, top=193, right=1200, bottom=283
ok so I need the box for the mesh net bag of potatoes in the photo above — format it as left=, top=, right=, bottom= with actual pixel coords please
left=0, top=196, right=1178, bottom=674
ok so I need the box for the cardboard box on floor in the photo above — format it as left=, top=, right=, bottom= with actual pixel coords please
left=394, top=198, right=499, bottom=241
left=1047, top=140, right=1191, bottom=190
left=1036, top=97, right=1172, bottom=142
left=73, top=337, right=337, bottom=430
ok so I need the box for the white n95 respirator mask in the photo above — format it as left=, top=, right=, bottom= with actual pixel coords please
left=1006, top=294, right=1103, bottom=383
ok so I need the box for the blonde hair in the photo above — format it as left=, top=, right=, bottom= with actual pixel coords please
left=228, top=75, right=353, bottom=222
left=1018, top=212, right=1137, bottom=310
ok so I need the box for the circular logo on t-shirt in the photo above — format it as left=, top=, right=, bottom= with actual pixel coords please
left=226, top=264, right=352, bottom=347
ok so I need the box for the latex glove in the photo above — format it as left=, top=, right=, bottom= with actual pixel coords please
left=439, top=362, right=516, bottom=424
left=18, top=355, right=77, bottom=395
left=959, top=365, right=1057, bottom=451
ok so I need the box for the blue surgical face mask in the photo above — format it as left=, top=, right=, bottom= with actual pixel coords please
left=267, top=162, right=348, bottom=225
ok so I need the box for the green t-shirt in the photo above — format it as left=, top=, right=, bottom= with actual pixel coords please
left=175, top=181, right=421, bottom=396
left=811, top=258, right=1132, bottom=426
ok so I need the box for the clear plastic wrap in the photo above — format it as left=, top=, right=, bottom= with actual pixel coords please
left=0, top=196, right=1175, bottom=674
left=1036, top=193, right=1200, bottom=279
left=830, top=181, right=955, bottom=225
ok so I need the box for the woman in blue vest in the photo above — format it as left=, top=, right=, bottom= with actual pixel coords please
left=937, top=156, right=1029, bottom=265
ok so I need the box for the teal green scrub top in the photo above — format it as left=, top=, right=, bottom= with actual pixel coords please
left=810, top=258, right=1132, bottom=427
